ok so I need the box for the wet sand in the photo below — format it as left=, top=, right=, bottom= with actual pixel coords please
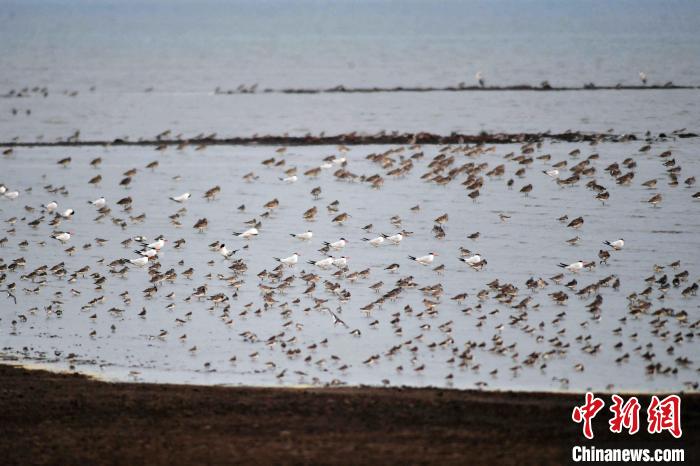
left=0, top=364, right=697, bottom=465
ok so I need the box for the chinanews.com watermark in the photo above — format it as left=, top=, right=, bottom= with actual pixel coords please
left=570, top=392, right=686, bottom=463
left=572, top=446, right=684, bottom=463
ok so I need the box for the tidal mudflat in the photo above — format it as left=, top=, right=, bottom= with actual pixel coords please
left=1, top=138, right=698, bottom=393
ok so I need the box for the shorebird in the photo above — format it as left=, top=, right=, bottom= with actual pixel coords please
left=459, top=254, right=482, bottom=265
left=128, top=256, right=149, bottom=267
left=639, top=71, right=647, bottom=85
left=303, top=206, right=318, bottom=221
left=308, top=257, right=334, bottom=269
left=323, top=238, right=347, bottom=250
left=332, top=212, right=350, bottom=225
left=218, top=243, right=237, bottom=258
left=434, top=213, right=448, bottom=225
left=408, top=253, right=437, bottom=265
left=135, top=248, right=158, bottom=258
left=51, top=231, right=72, bottom=243
left=204, top=186, right=221, bottom=201
left=3, top=190, right=19, bottom=200
left=324, top=307, right=348, bottom=327
left=363, top=236, right=384, bottom=247
left=543, top=169, right=559, bottom=178
left=382, top=232, right=403, bottom=245
left=476, top=71, right=485, bottom=87
left=193, top=218, right=208, bottom=232
left=170, top=192, right=191, bottom=203
left=233, top=227, right=259, bottom=239
left=647, top=193, right=662, bottom=207
left=290, top=231, right=313, bottom=241
left=42, top=200, right=58, bottom=213
left=567, top=216, right=584, bottom=229
left=275, top=253, right=299, bottom=267
left=332, top=256, right=348, bottom=268
left=143, top=237, right=166, bottom=250
left=558, top=260, right=585, bottom=273
left=263, top=198, right=279, bottom=210
left=604, top=239, right=624, bottom=250
left=89, top=197, right=106, bottom=208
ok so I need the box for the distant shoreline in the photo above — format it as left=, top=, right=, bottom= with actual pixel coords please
left=222, top=83, right=700, bottom=94
left=3, top=83, right=698, bottom=100
left=1, top=364, right=696, bottom=465
left=1, top=130, right=697, bottom=149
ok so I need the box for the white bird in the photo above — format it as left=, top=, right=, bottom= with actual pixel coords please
left=218, top=243, right=237, bottom=258
left=323, top=238, right=348, bottom=250
left=476, top=71, right=485, bottom=87
left=0, top=184, right=6, bottom=195
left=639, top=71, right=647, bottom=85
left=44, top=201, right=58, bottom=213
left=332, top=256, right=349, bottom=268
left=280, top=175, right=298, bottom=183
left=604, top=239, right=624, bottom=250
left=459, top=254, right=482, bottom=265
left=144, top=237, right=166, bottom=250
left=170, top=192, right=191, bottom=203
left=89, top=197, right=106, bottom=208
left=3, top=190, right=19, bottom=200
left=51, top=231, right=71, bottom=243
left=129, top=256, right=149, bottom=267
left=543, top=169, right=559, bottom=178
left=275, top=253, right=299, bottom=267
left=290, top=231, right=313, bottom=241
left=558, top=260, right=585, bottom=272
left=408, top=253, right=437, bottom=265
left=382, top=232, right=403, bottom=245
left=59, top=208, right=75, bottom=219
left=325, top=307, right=348, bottom=328
left=233, top=227, right=259, bottom=239
left=363, top=236, right=384, bottom=247
left=136, top=248, right=159, bottom=258
left=308, top=257, right=334, bottom=269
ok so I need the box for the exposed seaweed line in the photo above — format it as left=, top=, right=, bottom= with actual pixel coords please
left=0, top=130, right=696, bottom=148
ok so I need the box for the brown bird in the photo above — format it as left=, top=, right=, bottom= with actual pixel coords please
left=519, top=184, right=533, bottom=195
left=647, top=193, right=662, bottom=207
left=193, top=218, right=208, bottom=232
left=567, top=216, right=584, bottom=229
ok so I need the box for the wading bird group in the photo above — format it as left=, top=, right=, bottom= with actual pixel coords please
left=0, top=134, right=698, bottom=391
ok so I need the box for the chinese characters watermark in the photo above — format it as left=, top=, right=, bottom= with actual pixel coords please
left=572, top=392, right=682, bottom=439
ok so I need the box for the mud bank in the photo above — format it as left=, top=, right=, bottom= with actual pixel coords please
left=1, top=130, right=697, bottom=148
left=0, top=365, right=697, bottom=465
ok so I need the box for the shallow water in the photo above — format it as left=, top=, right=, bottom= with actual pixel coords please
left=1, top=89, right=699, bottom=143
left=1, top=140, right=698, bottom=392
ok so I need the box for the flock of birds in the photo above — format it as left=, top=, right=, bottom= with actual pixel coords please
left=0, top=135, right=698, bottom=391
left=3, top=72, right=667, bottom=111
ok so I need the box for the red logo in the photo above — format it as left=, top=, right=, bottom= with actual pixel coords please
left=572, top=392, right=606, bottom=439
left=647, top=395, right=682, bottom=438
left=609, top=395, right=641, bottom=435
left=573, top=393, right=682, bottom=439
